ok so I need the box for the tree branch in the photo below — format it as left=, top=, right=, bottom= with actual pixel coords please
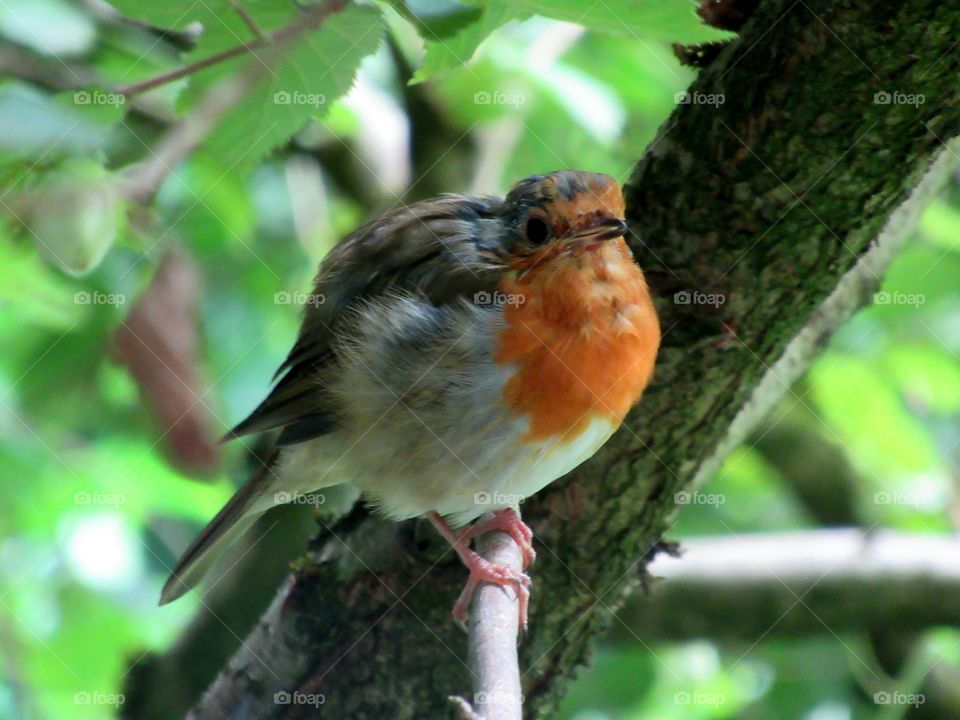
left=453, top=526, right=524, bottom=720
left=691, top=122, right=959, bottom=490
left=612, top=530, right=960, bottom=642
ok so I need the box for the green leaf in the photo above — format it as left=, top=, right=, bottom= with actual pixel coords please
left=179, top=4, right=383, bottom=172
left=385, top=0, right=481, bottom=39
left=510, top=0, right=735, bottom=43
left=411, top=0, right=733, bottom=82
left=106, top=0, right=251, bottom=31
left=174, top=0, right=303, bottom=56
left=411, top=3, right=526, bottom=82
left=108, top=0, right=383, bottom=172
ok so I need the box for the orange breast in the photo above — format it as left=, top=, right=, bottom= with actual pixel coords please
left=495, top=238, right=660, bottom=442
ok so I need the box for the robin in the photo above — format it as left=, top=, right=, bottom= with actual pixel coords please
left=160, top=170, right=661, bottom=628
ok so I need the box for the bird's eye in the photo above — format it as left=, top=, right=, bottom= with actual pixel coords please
left=525, top=217, right=550, bottom=245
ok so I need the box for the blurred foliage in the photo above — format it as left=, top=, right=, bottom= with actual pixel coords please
left=0, top=0, right=958, bottom=719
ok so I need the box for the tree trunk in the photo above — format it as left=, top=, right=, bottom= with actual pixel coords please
left=131, top=0, right=960, bottom=717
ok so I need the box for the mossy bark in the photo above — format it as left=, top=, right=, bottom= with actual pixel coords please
left=165, top=1, right=960, bottom=717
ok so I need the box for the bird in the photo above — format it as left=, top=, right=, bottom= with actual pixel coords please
left=159, top=169, right=661, bottom=628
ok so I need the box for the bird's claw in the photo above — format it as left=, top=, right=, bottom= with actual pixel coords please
left=451, top=551, right=531, bottom=631
left=462, top=508, right=536, bottom=569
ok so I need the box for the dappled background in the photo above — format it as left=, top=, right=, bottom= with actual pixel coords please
left=1, top=0, right=959, bottom=718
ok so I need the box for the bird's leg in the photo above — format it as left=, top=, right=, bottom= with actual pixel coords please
left=460, top=508, right=536, bottom=568
left=427, top=511, right=531, bottom=629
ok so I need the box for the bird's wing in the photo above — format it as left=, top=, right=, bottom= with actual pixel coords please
left=225, top=195, right=507, bottom=445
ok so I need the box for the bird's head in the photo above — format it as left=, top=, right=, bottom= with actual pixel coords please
left=498, top=170, right=628, bottom=269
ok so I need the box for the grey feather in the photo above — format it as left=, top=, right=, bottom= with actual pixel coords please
left=226, top=195, right=510, bottom=444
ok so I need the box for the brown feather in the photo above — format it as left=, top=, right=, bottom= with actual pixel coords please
left=159, top=451, right=279, bottom=604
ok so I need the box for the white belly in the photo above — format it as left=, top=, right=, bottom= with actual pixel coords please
left=513, top=415, right=617, bottom=498
left=434, top=415, right=617, bottom=525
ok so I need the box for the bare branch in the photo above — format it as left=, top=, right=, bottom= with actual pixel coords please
left=614, top=530, right=960, bottom=642
left=460, top=526, right=524, bottom=720
left=228, top=0, right=267, bottom=41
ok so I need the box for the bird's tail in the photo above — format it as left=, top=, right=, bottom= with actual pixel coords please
left=159, top=451, right=280, bottom=605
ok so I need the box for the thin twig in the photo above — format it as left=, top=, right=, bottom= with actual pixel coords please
left=454, top=519, right=524, bottom=720
left=115, top=0, right=347, bottom=99
left=228, top=0, right=267, bottom=41
left=117, top=43, right=255, bottom=98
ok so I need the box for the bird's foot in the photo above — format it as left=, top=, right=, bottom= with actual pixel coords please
left=461, top=508, right=536, bottom=568
left=427, top=511, right=531, bottom=631
left=451, top=549, right=530, bottom=630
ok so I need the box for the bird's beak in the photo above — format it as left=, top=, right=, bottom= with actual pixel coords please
left=570, top=216, right=629, bottom=241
